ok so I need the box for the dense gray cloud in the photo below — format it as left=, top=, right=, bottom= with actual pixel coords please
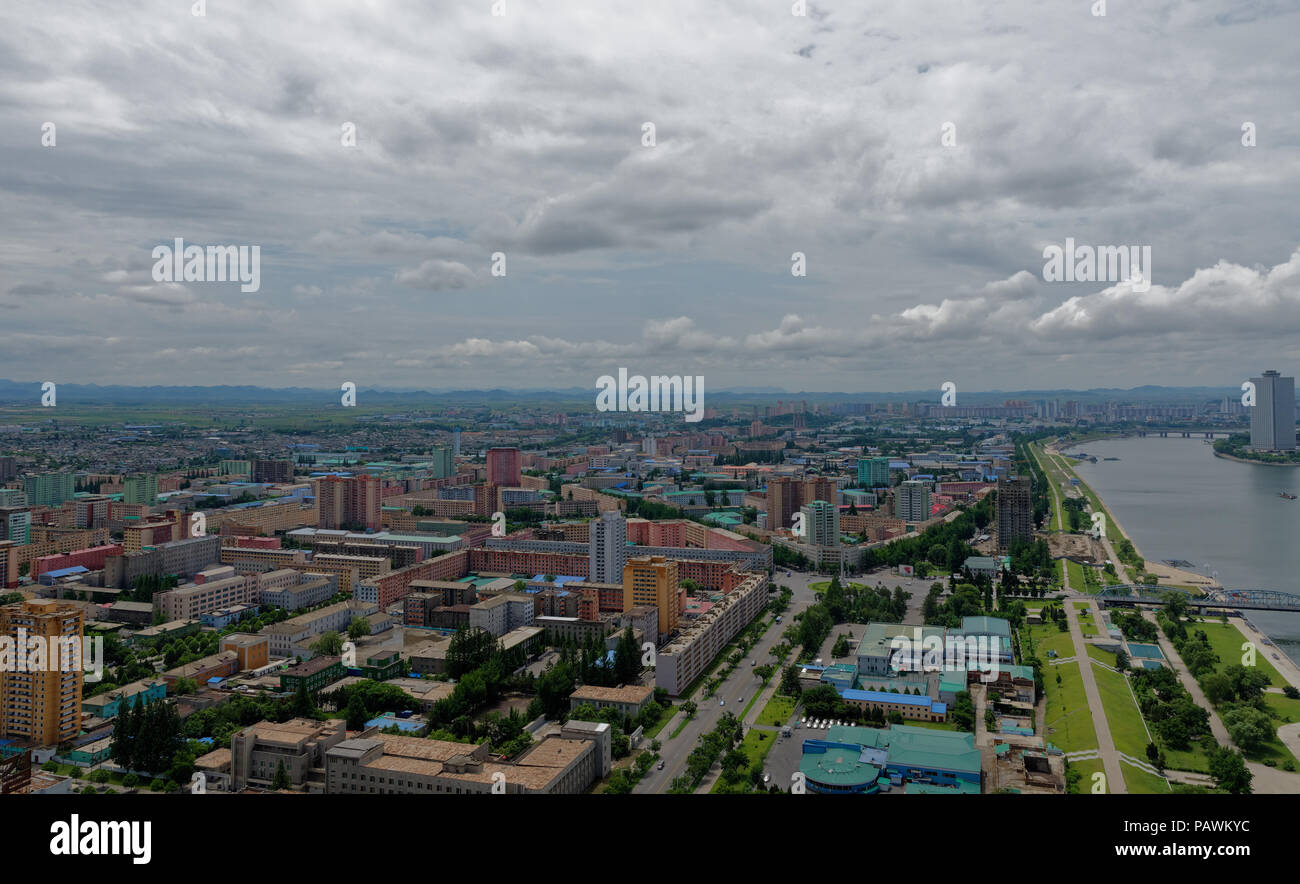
left=0, top=0, right=1298, bottom=392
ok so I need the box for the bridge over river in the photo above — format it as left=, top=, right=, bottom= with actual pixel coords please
left=1096, top=584, right=1300, bottom=612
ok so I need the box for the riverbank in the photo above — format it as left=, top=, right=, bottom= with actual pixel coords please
left=1234, top=617, right=1300, bottom=693
left=1212, top=450, right=1300, bottom=467
left=1046, top=441, right=1215, bottom=590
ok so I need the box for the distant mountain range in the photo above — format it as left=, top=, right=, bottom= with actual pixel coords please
left=0, top=378, right=1246, bottom=407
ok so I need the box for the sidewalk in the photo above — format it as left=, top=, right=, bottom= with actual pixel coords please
left=1065, top=596, right=1128, bottom=793
left=1232, top=617, right=1300, bottom=692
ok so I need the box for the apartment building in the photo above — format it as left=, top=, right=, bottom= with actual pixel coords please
left=315, top=475, right=382, bottom=532
left=156, top=571, right=259, bottom=621
left=588, top=511, right=627, bottom=583
left=995, top=475, right=1034, bottom=554
left=467, top=593, right=535, bottom=637
left=765, top=477, right=802, bottom=530
left=104, top=534, right=222, bottom=589
left=486, top=447, right=522, bottom=487
left=0, top=541, right=17, bottom=590
left=353, top=550, right=470, bottom=609
left=622, top=555, right=679, bottom=638
left=252, top=459, right=294, bottom=484
left=0, top=599, right=84, bottom=745
left=262, top=600, right=378, bottom=659
left=655, top=571, right=769, bottom=696
left=122, top=517, right=180, bottom=554
left=300, top=553, right=389, bottom=593
left=799, top=499, right=840, bottom=547
left=258, top=572, right=337, bottom=611
left=895, top=480, right=932, bottom=523
left=218, top=546, right=307, bottom=573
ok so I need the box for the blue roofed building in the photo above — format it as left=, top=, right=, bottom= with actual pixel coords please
left=839, top=688, right=947, bottom=723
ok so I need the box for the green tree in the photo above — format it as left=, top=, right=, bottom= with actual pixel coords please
left=1208, top=746, right=1252, bottom=794
left=344, top=693, right=371, bottom=730
left=1221, top=705, right=1273, bottom=752
left=290, top=681, right=316, bottom=718
left=312, top=631, right=344, bottom=656
left=271, top=759, right=291, bottom=790
left=779, top=665, right=803, bottom=698
left=613, top=627, right=641, bottom=685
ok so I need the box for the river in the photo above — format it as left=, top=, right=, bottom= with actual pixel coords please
left=1063, top=435, right=1300, bottom=669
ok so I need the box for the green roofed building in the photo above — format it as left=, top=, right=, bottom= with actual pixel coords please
left=959, top=616, right=1011, bottom=639
left=904, top=780, right=981, bottom=794
left=801, top=724, right=982, bottom=794
left=857, top=623, right=945, bottom=676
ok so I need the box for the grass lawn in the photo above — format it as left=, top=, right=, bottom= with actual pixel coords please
left=1263, top=692, right=1300, bottom=724
left=808, top=581, right=865, bottom=594
left=755, top=693, right=798, bottom=727
left=643, top=703, right=677, bottom=739
left=1186, top=621, right=1289, bottom=688
left=1121, top=761, right=1172, bottom=794
left=1067, top=757, right=1106, bottom=793
left=1023, top=620, right=1075, bottom=662
left=1161, top=744, right=1212, bottom=775
left=903, top=718, right=961, bottom=732
left=1086, top=644, right=1117, bottom=667
left=1091, top=663, right=1150, bottom=759
left=1041, top=661, right=1098, bottom=754
left=1064, top=559, right=1088, bottom=593
left=1077, top=612, right=1100, bottom=637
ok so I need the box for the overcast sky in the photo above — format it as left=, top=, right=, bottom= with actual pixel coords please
left=2, top=0, right=1299, bottom=394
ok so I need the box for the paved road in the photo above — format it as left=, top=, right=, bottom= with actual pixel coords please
left=634, top=568, right=822, bottom=794
left=637, top=568, right=942, bottom=793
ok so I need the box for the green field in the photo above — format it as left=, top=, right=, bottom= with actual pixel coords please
left=1064, top=559, right=1087, bottom=592
left=902, top=718, right=962, bottom=732
left=1188, top=621, right=1289, bottom=687
left=1091, top=663, right=1150, bottom=759
left=1121, top=761, right=1172, bottom=794
left=1085, top=644, right=1117, bottom=667
left=1029, top=443, right=1067, bottom=531
left=808, top=581, right=865, bottom=594
left=1067, top=757, right=1106, bottom=793
left=1076, top=607, right=1100, bottom=637
left=1086, top=651, right=1211, bottom=773
left=1041, top=661, right=1098, bottom=753
left=1022, top=619, right=1075, bottom=662
left=1263, top=692, right=1300, bottom=723
left=754, top=694, right=798, bottom=727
